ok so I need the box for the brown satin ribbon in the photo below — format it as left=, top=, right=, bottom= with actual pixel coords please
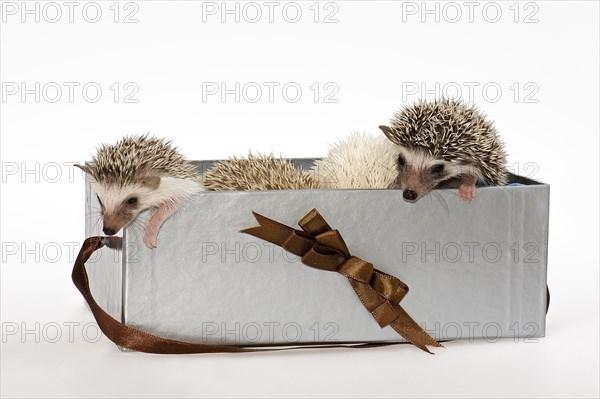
left=241, top=209, right=443, bottom=353
left=72, top=236, right=407, bottom=354
left=72, top=222, right=547, bottom=354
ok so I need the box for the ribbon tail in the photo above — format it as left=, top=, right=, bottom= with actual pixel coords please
left=389, top=306, right=444, bottom=354
left=349, top=279, right=442, bottom=354
left=241, top=211, right=317, bottom=257
left=240, top=211, right=295, bottom=246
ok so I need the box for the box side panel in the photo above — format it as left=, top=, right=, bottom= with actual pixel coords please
left=122, top=181, right=549, bottom=345
left=519, top=184, right=549, bottom=336
left=84, top=179, right=123, bottom=322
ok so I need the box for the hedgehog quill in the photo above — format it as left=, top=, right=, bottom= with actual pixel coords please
left=203, top=153, right=320, bottom=191
left=380, top=98, right=508, bottom=202
left=76, top=135, right=203, bottom=249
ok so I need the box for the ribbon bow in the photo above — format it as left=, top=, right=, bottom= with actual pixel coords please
left=241, top=209, right=442, bottom=353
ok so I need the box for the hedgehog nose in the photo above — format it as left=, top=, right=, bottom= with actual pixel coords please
left=403, top=190, right=418, bottom=201
left=103, top=227, right=117, bottom=236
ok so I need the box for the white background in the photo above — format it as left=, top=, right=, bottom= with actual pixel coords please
left=1, top=1, right=599, bottom=397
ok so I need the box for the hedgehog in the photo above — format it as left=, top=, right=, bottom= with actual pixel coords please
left=312, top=132, right=398, bottom=189
left=379, top=98, right=508, bottom=202
left=203, top=153, right=320, bottom=191
left=76, top=134, right=203, bottom=249
left=203, top=134, right=400, bottom=191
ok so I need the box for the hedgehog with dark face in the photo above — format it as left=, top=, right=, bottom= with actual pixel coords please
left=379, top=98, right=508, bottom=202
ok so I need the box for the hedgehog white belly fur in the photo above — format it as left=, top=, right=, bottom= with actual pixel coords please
left=76, top=134, right=203, bottom=249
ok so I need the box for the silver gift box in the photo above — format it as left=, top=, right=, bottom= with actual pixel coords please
left=84, top=160, right=549, bottom=347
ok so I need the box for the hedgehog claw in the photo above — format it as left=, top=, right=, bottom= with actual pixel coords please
left=458, top=183, right=476, bottom=202
left=143, top=228, right=158, bottom=249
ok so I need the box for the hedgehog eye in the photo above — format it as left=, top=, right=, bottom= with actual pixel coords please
left=96, top=195, right=104, bottom=208
left=397, top=154, right=406, bottom=167
left=127, top=197, right=138, bottom=205
left=432, top=164, right=445, bottom=174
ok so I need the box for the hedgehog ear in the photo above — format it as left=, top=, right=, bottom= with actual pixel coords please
left=379, top=125, right=397, bottom=143
left=137, top=174, right=161, bottom=190
left=75, top=164, right=93, bottom=175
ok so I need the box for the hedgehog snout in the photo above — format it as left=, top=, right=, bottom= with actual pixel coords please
left=402, top=190, right=418, bottom=201
left=103, top=227, right=117, bottom=236
left=101, top=211, right=134, bottom=237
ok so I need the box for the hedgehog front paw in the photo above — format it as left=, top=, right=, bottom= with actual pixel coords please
left=458, top=183, right=476, bottom=202
left=143, top=226, right=159, bottom=249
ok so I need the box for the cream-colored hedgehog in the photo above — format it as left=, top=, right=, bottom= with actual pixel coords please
left=76, top=134, right=203, bottom=248
left=311, top=132, right=398, bottom=189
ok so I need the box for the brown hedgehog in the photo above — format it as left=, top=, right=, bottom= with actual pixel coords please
left=379, top=98, right=508, bottom=202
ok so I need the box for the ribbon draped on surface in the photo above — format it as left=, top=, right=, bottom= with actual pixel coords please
left=72, top=236, right=403, bottom=353
left=241, top=209, right=442, bottom=353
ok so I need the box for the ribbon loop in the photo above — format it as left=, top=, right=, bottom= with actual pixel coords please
left=301, top=247, right=345, bottom=272
left=242, top=209, right=442, bottom=353
left=315, top=230, right=350, bottom=257
left=281, top=231, right=315, bottom=257
left=338, top=256, right=374, bottom=284
left=298, top=208, right=332, bottom=236
left=372, top=271, right=409, bottom=304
